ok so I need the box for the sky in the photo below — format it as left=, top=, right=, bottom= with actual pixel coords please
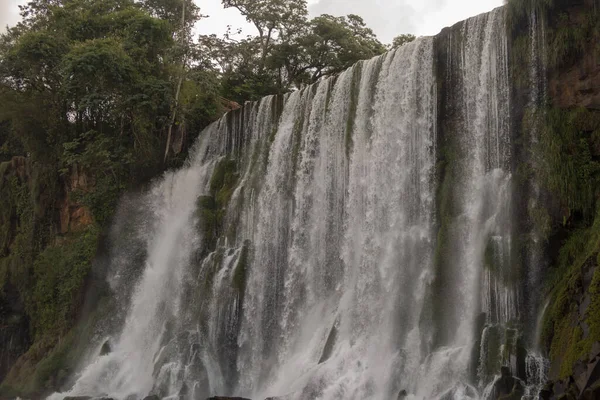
left=2, top=0, right=505, bottom=43
left=1, top=0, right=23, bottom=31
left=196, top=0, right=505, bottom=43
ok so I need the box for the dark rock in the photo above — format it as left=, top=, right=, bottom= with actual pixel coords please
left=100, top=340, right=112, bottom=356
left=574, top=360, right=589, bottom=390
left=143, top=396, right=160, bottom=400
left=581, top=321, right=590, bottom=339
left=206, top=397, right=252, bottom=400
left=539, top=388, right=553, bottom=400
left=582, top=357, right=600, bottom=393
left=493, top=366, right=515, bottom=397
left=179, top=383, right=189, bottom=397
left=64, top=397, right=92, bottom=400
left=492, top=367, right=527, bottom=400
left=590, top=342, right=600, bottom=360
left=516, top=337, right=528, bottom=381
left=582, top=379, right=600, bottom=400
left=319, top=323, right=338, bottom=364
left=397, top=389, right=408, bottom=399
left=497, top=379, right=525, bottom=400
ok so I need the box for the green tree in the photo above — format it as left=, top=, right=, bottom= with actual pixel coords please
left=0, top=0, right=220, bottom=394
left=204, top=3, right=386, bottom=101
left=391, top=33, right=416, bottom=48
left=222, top=0, right=308, bottom=70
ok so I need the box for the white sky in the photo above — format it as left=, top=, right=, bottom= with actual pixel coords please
left=3, top=0, right=505, bottom=43
left=1, top=0, right=23, bottom=31
left=197, top=0, right=505, bottom=42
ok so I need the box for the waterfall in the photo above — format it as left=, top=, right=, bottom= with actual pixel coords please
left=51, top=6, right=553, bottom=400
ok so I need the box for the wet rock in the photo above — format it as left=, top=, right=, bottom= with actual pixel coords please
left=582, top=357, right=600, bottom=393
left=439, top=382, right=478, bottom=400
left=590, top=342, right=600, bottom=360
left=179, top=383, right=189, bottom=397
left=397, top=389, right=408, bottom=399
left=143, top=396, right=160, bottom=400
left=100, top=340, right=111, bottom=356
left=582, top=379, right=600, bottom=400
left=64, top=397, right=92, bottom=400
left=206, top=397, right=252, bottom=400
left=318, top=323, right=338, bottom=364
left=492, top=366, right=526, bottom=400
left=493, top=366, right=515, bottom=397
left=538, top=388, right=552, bottom=400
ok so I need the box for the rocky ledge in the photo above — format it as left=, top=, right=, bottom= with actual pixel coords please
left=539, top=342, right=600, bottom=400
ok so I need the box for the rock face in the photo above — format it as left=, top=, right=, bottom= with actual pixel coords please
left=59, top=165, right=94, bottom=234
left=100, top=340, right=111, bottom=356
left=541, top=343, right=600, bottom=399
left=548, top=0, right=600, bottom=111
left=491, top=367, right=525, bottom=400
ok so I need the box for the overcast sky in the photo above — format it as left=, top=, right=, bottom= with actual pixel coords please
left=197, top=0, right=505, bottom=42
left=3, top=0, right=505, bottom=43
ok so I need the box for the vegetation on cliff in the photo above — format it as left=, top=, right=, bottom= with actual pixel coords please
left=507, top=0, right=600, bottom=384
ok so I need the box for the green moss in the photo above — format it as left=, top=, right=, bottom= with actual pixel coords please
left=542, top=204, right=600, bottom=378
left=28, top=226, right=99, bottom=341
left=510, top=34, right=532, bottom=90
left=547, top=11, right=599, bottom=69
left=507, top=0, right=599, bottom=71
left=538, top=108, right=600, bottom=220
left=1, top=294, right=113, bottom=397
left=585, top=265, right=600, bottom=353
left=197, top=158, right=240, bottom=252
left=506, top=0, right=555, bottom=23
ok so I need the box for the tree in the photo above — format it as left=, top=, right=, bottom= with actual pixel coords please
left=0, top=2, right=222, bottom=390
left=204, top=5, right=387, bottom=100
left=391, top=34, right=416, bottom=48
left=222, top=0, right=308, bottom=71
left=277, top=14, right=386, bottom=87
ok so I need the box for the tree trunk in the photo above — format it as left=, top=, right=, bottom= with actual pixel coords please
left=164, top=0, right=187, bottom=163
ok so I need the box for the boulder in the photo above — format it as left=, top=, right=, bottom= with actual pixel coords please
left=100, top=340, right=112, bottom=356
left=492, top=366, right=526, bottom=400
left=538, top=388, right=552, bottom=400
left=397, top=389, right=408, bottom=400
left=493, top=366, right=515, bottom=397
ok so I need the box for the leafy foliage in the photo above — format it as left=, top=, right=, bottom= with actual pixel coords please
left=391, top=34, right=416, bottom=48
left=200, top=1, right=390, bottom=102
left=0, top=0, right=222, bottom=395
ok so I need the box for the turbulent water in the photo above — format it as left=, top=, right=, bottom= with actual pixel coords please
left=52, top=6, right=552, bottom=400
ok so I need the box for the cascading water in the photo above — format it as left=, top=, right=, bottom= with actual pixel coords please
left=52, top=6, right=555, bottom=400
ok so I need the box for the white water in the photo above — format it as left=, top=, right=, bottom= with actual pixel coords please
left=51, top=6, right=550, bottom=400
